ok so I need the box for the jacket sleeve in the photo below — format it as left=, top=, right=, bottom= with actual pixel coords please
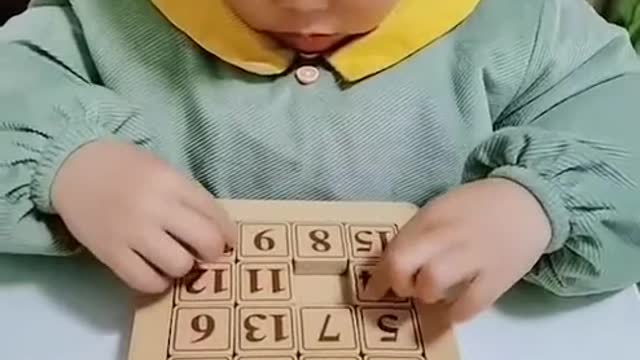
left=0, top=2, right=154, bottom=255
left=463, top=0, right=640, bottom=296
left=608, top=0, right=640, bottom=52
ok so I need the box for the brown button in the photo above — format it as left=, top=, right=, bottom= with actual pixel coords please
left=295, top=65, right=320, bottom=85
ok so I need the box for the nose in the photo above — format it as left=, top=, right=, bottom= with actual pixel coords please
left=276, top=0, right=329, bottom=12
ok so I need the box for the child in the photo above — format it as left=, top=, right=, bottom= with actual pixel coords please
left=1, top=0, right=640, bottom=323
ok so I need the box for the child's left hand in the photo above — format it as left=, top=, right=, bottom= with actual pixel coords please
left=365, top=178, right=553, bottom=322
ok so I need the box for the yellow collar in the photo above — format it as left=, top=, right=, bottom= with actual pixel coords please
left=151, top=0, right=479, bottom=82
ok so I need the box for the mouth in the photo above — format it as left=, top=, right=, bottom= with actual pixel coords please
left=267, top=32, right=348, bottom=53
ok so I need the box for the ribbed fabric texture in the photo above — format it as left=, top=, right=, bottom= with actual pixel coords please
left=1, top=0, right=640, bottom=296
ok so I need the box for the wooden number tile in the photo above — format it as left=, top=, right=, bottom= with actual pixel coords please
left=239, top=223, right=291, bottom=261
left=301, top=356, right=362, bottom=360
left=293, top=223, right=348, bottom=275
left=215, top=221, right=238, bottom=262
left=297, top=306, right=360, bottom=355
left=357, top=307, right=423, bottom=355
left=177, top=263, right=235, bottom=304
left=235, top=356, right=295, bottom=360
left=348, top=262, right=409, bottom=305
left=170, top=357, right=231, bottom=360
left=169, top=305, right=234, bottom=357
left=365, top=357, right=425, bottom=360
left=222, top=243, right=236, bottom=262
left=347, top=224, right=396, bottom=260
left=236, top=305, right=297, bottom=356
left=238, top=262, right=294, bottom=303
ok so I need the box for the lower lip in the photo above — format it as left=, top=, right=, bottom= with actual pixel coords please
left=272, top=33, right=345, bottom=52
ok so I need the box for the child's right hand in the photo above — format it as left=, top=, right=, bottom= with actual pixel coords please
left=50, top=140, right=236, bottom=294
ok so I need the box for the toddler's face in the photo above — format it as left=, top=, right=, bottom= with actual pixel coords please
left=224, top=0, right=399, bottom=53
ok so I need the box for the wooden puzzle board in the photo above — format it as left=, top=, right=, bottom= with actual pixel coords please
left=127, top=200, right=460, bottom=360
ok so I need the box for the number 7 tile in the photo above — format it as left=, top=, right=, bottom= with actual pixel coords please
left=297, top=305, right=360, bottom=355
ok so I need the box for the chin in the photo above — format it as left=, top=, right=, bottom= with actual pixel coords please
left=270, top=33, right=358, bottom=53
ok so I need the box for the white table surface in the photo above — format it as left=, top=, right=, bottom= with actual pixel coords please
left=0, top=253, right=638, bottom=360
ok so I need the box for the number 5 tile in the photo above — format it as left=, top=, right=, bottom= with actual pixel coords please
left=357, top=306, right=423, bottom=355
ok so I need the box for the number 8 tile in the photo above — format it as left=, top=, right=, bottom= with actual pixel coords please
left=293, top=223, right=348, bottom=275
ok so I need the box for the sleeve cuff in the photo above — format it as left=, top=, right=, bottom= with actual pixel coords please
left=31, top=121, right=119, bottom=213
left=488, top=165, right=571, bottom=253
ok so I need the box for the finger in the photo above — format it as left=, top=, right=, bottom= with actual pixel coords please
left=107, top=248, right=171, bottom=294
left=364, top=217, right=428, bottom=299
left=179, top=179, right=237, bottom=247
left=366, top=224, right=457, bottom=299
left=414, top=246, right=480, bottom=304
left=131, top=230, right=195, bottom=279
left=448, top=272, right=503, bottom=323
left=165, top=205, right=226, bottom=263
